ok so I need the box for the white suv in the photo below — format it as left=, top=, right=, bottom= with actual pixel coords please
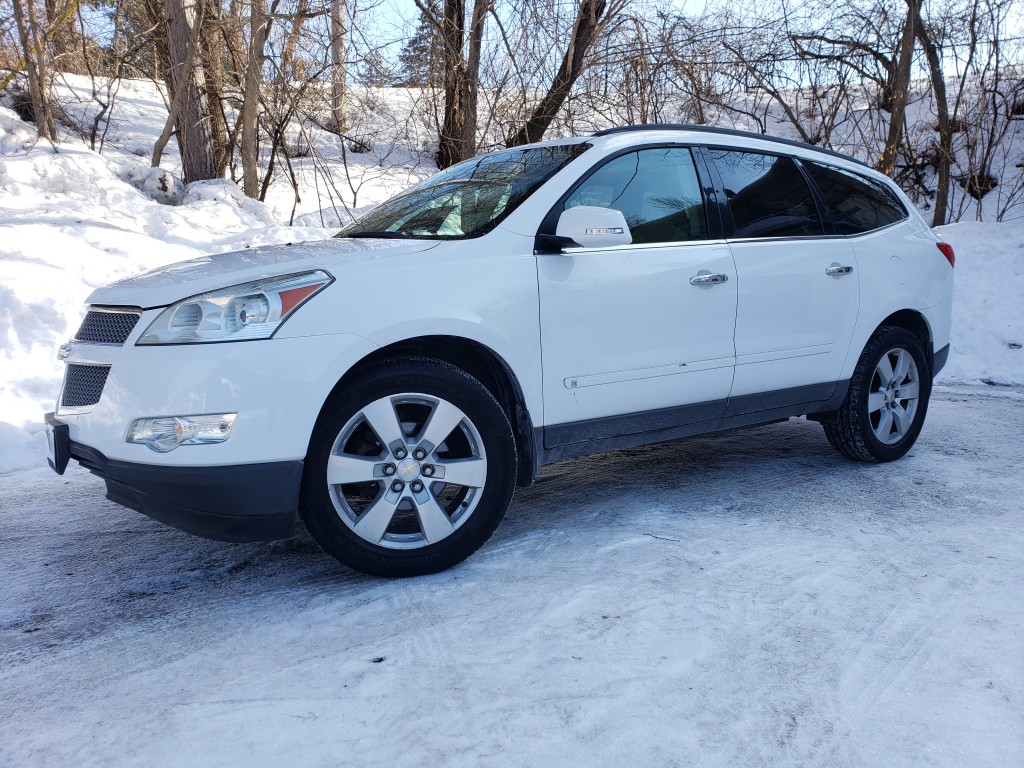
left=46, top=126, right=955, bottom=576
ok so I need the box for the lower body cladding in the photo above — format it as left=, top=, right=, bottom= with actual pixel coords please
left=49, top=381, right=846, bottom=544
left=46, top=341, right=952, bottom=547
left=48, top=414, right=302, bottom=542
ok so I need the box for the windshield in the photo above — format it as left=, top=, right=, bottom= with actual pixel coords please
left=337, top=143, right=591, bottom=240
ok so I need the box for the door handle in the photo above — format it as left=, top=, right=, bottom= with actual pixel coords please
left=826, top=265, right=854, bottom=276
left=689, top=273, right=729, bottom=286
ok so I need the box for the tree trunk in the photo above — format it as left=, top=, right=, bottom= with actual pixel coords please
left=507, top=0, right=607, bottom=147
left=43, top=0, right=72, bottom=69
left=222, top=0, right=248, bottom=88
left=200, top=1, right=232, bottom=176
left=152, top=10, right=199, bottom=167
left=436, top=0, right=466, bottom=169
left=330, top=0, right=348, bottom=133
left=12, top=0, right=59, bottom=141
left=876, top=0, right=920, bottom=176
left=163, top=0, right=218, bottom=182
left=462, top=0, right=489, bottom=158
left=282, top=0, right=308, bottom=81
left=241, top=0, right=268, bottom=197
left=916, top=19, right=951, bottom=227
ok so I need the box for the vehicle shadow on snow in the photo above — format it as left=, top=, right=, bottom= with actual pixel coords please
left=504, top=416, right=866, bottom=529
left=3, top=416, right=882, bottom=660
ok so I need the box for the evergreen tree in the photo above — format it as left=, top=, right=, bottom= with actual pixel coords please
left=396, top=0, right=444, bottom=88
left=358, top=48, right=400, bottom=87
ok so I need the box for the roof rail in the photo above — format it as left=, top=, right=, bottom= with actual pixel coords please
left=591, top=124, right=870, bottom=168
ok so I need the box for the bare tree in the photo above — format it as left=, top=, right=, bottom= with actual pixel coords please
left=161, top=0, right=218, bottom=181
left=241, top=0, right=268, bottom=197
left=915, top=12, right=952, bottom=226
left=42, top=0, right=79, bottom=71
left=11, top=0, right=58, bottom=140
left=877, top=0, right=920, bottom=175
left=330, top=0, right=348, bottom=132
left=411, top=0, right=489, bottom=168
left=507, top=0, right=610, bottom=146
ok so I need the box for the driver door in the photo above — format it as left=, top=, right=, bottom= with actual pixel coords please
left=537, top=147, right=738, bottom=448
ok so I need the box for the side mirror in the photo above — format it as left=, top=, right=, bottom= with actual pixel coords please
left=555, top=206, right=632, bottom=249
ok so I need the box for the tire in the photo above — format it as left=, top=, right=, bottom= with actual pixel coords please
left=300, top=357, right=517, bottom=576
left=823, top=326, right=932, bottom=462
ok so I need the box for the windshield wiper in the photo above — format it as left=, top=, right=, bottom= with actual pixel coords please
left=343, top=231, right=414, bottom=239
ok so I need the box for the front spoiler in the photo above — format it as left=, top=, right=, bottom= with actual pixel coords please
left=933, top=343, right=950, bottom=377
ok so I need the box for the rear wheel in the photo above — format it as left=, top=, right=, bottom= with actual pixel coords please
left=301, top=357, right=517, bottom=576
left=823, top=326, right=931, bottom=462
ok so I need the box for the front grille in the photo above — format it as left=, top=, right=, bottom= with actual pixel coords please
left=75, top=310, right=140, bottom=345
left=61, top=364, right=110, bottom=408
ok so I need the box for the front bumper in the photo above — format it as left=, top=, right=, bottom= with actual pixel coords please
left=49, top=413, right=302, bottom=542
left=54, top=328, right=378, bottom=466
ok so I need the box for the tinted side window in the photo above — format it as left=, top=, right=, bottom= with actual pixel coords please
left=804, top=161, right=908, bottom=235
left=708, top=150, right=823, bottom=238
left=565, top=148, right=708, bottom=244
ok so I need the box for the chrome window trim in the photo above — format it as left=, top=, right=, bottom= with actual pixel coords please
left=836, top=219, right=907, bottom=239
left=724, top=234, right=848, bottom=245
left=559, top=238, right=730, bottom=255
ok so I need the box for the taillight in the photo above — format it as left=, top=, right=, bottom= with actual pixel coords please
left=937, top=242, right=955, bottom=268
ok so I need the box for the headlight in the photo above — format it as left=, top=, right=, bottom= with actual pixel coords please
left=137, top=270, right=332, bottom=344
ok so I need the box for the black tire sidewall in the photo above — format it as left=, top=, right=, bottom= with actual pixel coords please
left=300, top=359, right=517, bottom=576
left=853, top=328, right=932, bottom=461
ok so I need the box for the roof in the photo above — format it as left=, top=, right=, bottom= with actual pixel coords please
left=592, top=124, right=870, bottom=168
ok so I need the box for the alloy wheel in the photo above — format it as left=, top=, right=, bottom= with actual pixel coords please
left=867, top=347, right=921, bottom=445
left=326, top=393, right=488, bottom=549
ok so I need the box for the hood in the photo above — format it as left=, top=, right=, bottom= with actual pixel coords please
left=87, top=238, right=439, bottom=308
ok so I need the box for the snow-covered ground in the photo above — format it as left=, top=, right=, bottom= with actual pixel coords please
left=1, top=74, right=1022, bottom=766
left=1, top=385, right=1022, bottom=766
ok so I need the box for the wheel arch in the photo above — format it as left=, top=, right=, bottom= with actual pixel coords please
left=873, top=309, right=935, bottom=371
left=315, top=335, right=539, bottom=487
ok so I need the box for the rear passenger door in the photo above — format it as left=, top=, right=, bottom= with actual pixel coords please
left=801, top=160, right=915, bottom=352
left=706, top=149, right=859, bottom=401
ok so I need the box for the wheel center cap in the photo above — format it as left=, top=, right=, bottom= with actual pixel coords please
left=396, top=458, right=421, bottom=482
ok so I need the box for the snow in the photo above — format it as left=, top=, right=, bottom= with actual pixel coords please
left=1, top=73, right=1023, bottom=766
left=0, top=107, right=336, bottom=430
left=1, top=386, right=1022, bottom=766
left=933, top=221, right=1024, bottom=386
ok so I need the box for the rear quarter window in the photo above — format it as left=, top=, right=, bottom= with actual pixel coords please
left=803, top=161, right=908, bottom=235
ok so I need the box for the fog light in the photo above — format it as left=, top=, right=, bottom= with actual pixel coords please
left=127, top=413, right=237, bottom=452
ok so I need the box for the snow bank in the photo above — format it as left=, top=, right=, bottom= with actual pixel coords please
left=934, top=220, right=1024, bottom=387
left=0, top=420, right=46, bottom=471
left=0, top=105, right=334, bottom=431
left=126, top=166, right=185, bottom=205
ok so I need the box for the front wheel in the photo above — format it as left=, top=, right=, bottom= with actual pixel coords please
left=823, top=326, right=932, bottom=462
left=301, top=358, right=517, bottom=576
